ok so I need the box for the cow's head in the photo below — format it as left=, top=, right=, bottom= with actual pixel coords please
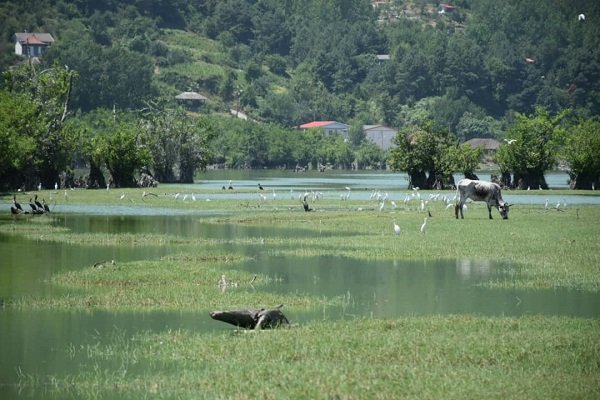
left=498, top=203, right=511, bottom=219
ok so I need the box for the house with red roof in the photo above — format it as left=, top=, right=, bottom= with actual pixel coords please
left=438, top=3, right=456, bottom=14
left=299, top=121, right=350, bottom=139
left=13, top=32, right=55, bottom=57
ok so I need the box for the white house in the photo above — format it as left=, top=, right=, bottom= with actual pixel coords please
left=13, top=32, right=55, bottom=57
left=299, top=121, right=350, bottom=140
left=363, top=125, right=397, bottom=150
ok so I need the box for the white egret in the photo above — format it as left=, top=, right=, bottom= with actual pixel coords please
left=379, top=201, right=385, bottom=212
left=391, top=200, right=398, bottom=209
left=174, top=192, right=180, bottom=200
left=393, top=221, right=401, bottom=235
left=544, top=199, right=549, bottom=210
left=504, top=139, right=517, bottom=144
left=55, top=182, right=58, bottom=191
left=120, top=192, right=126, bottom=200
left=420, top=217, right=428, bottom=234
left=578, top=13, right=585, bottom=21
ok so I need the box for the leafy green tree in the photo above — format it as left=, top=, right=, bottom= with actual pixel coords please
left=0, top=91, right=38, bottom=189
left=563, top=117, right=600, bottom=189
left=355, top=142, right=386, bottom=170
left=140, top=104, right=214, bottom=182
left=496, top=108, right=567, bottom=189
left=389, top=122, right=458, bottom=189
left=1, top=63, right=77, bottom=189
left=456, top=112, right=504, bottom=142
left=447, top=143, right=484, bottom=180
left=99, top=120, right=150, bottom=187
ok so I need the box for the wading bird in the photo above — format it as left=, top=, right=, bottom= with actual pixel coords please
left=34, top=195, right=43, bottom=209
left=420, top=217, right=428, bottom=234
left=12, top=195, right=22, bottom=212
left=393, top=221, right=401, bottom=235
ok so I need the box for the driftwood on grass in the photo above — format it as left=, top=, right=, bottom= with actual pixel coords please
left=209, top=304, right=289, bottom=329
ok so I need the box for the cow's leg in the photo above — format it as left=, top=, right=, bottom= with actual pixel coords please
left=487, top=204, right=493, bottom=219
left=455, top=201, right=464, bottom=219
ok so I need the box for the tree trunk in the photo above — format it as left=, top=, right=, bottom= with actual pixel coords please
left=569, top=171, right=598, bottom=190
left=88, top=160, right=106, bottom=189
left=500, top=171, right=512, bottom=188
left=408, top=169, right=427, bottom=189
left=514, top=170, right=548, bottom=190
left=464, top=171, right=479, bottom=180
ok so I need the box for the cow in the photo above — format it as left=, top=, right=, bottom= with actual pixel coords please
left=455, top=179, right=511, bottom=220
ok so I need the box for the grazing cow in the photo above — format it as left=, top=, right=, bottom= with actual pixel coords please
left=455, top=179, right=511, bottom=220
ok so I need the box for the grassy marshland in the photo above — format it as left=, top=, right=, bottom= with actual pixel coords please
left=2, top=187, right=600, bottom=399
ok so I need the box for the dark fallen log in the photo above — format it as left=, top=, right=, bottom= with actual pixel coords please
left=209, top=305, right=289, bottom=329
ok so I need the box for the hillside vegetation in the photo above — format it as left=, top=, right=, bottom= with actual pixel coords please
left=2, top=0, right=598, bottom=129
left=1, top=0, right=599, bottom=189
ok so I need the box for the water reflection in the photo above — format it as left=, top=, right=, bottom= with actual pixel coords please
left=229, top=255, right=600, bottom=319
left=1, top=212, right=600, bottom=399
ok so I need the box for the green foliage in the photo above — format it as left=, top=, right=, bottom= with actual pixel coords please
left=389, top=122, right=458, bottom=189
left=0, top=64, right=77, bottom=189
left=496, top=108, right=567, bottom=189
left=96, top=116, right=150, bottom=187
left=0, top=91, right=38, bottom=186
left=563, top=117, right=600, bottom=189
left=2, top=0, right=600, bottom=179
left=355, top=141, right=387, bottom=169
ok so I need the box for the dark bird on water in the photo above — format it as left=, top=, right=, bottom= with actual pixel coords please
left=34, top=194, right=43, bottom=210
left=42, top=198, right=50, bottom=213
left=29, top=198, right=37, bottom=212
left=13, top=195, right=22, bottom=212
left=258, top=183, right=264, bottom=190
left=303, top=193, right=313, bottom=212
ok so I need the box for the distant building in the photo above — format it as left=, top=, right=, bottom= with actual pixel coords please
left=438, top=3, right=456, bottom=14
left=299, top=121, right=350, bottom=139
left=363, top=125, right=397, bottom=151
left=13, top=32, right=55, bottom=57
left=464, top=138, right=500, bottom=154
left=175, top=91, right=207, bottom=110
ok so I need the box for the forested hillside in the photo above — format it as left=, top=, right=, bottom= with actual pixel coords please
left=1, top=0, right=599, bottom=190
left=2, top=0, right=598, bottom=130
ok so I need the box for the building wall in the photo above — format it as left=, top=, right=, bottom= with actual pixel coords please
left=364, top=126, right=397, bottom=150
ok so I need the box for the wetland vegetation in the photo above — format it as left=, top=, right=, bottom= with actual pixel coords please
left=1, top=182, right=599, bottom=399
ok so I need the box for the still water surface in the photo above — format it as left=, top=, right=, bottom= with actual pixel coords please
left=1, top=173, right=599, bottom=398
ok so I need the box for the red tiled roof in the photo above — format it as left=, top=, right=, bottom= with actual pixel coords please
left=299, top=121, right=336, bottom=129
left=25, top=34, right=44, bottom=45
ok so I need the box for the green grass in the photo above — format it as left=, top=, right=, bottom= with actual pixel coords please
left=2, top=187, right=600, bottom=399
left=17, top=317, right=600, bottom=399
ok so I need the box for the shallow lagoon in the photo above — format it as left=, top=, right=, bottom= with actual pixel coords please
left=1, top=171, right=599, bottom=399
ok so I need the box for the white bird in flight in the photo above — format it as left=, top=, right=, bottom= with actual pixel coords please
left=504, top=139, right=517, bottom=145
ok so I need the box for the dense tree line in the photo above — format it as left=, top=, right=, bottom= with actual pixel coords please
left=1, top=0, right=599, bottom=189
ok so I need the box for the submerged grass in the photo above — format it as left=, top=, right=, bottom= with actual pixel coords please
left=19, top=316, right=600, bottom=399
